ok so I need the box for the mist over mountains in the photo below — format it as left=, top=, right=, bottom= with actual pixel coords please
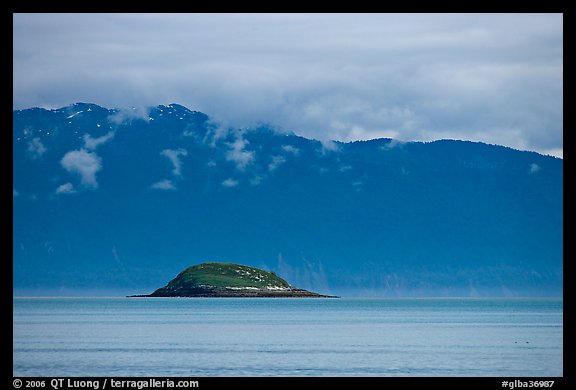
left=13, top=103, right=563, bottom=296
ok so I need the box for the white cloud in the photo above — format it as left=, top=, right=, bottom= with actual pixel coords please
left=83, top=131, right=115, bottom=150
left=161, top=148, right=188, bottom=176
left=107, top=106, right=151, bottom=125
left=55, top=182, right=76, bottom=194
left=250, top=175, right=263, bottom=186
left=268, top=155, right=286, bottom=172
left=319, top=139, right=340, bottom=154
left=226, top=137, right=254, bottom=171
left=381, top=139, right=405, bottom=150
left=60, top=149, right=102, bottom=188
left=203, top=126, right=231, bottom=147
left=530, top=163, right=541, bottom=174
left=112, top=246, right=119, bottom=260
left=13, top=188, right=19, bottom=197
left=281, top=145, right=300, bottom=155
left=27, top=137, right=47, bottom=159
left=222, top=178, right=239, bottom=187
left=151, top=179, right=177, bottom=190
left=541, top=148, right=563, bottom=159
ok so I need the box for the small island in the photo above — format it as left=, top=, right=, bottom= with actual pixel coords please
left=131, top=262, right=338, bottom=298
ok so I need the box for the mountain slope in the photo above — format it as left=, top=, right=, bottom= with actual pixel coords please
left=12, top=103, right=563, bottom=296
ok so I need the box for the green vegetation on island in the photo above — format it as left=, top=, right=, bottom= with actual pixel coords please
left=133, top=262, right=337, bottom=298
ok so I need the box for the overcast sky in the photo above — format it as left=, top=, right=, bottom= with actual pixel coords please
left=13, top=13, right=563, bottom=157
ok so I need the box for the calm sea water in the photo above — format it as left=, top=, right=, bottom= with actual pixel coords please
left=13, top=297, right=562, bottom=377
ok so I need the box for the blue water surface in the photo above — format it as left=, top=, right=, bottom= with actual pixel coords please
left=13, top=297, right=563, bottom=376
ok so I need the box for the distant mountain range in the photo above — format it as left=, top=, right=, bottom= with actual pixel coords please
left=13, top=103, right=563, bottom=296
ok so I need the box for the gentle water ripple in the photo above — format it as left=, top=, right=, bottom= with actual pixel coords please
left=13, top=297, right=563, bottom=376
